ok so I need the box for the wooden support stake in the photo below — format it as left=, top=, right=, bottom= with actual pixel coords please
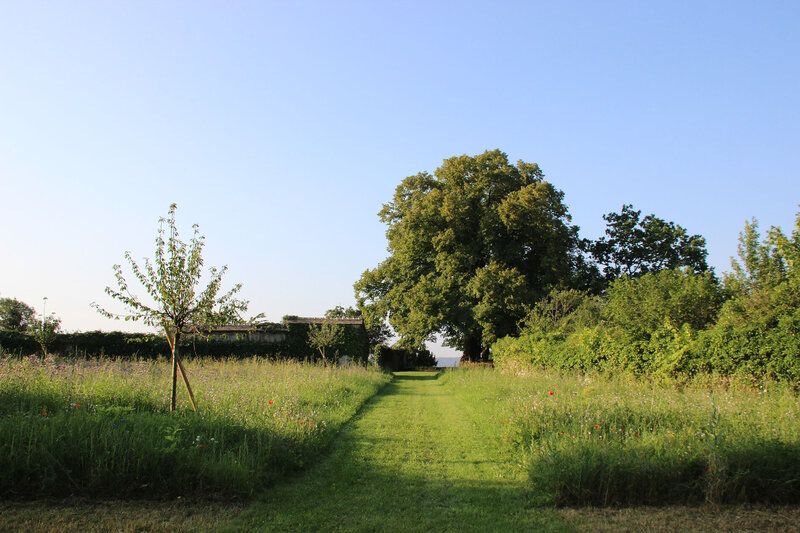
left=175, top=353, right=197, bottom=412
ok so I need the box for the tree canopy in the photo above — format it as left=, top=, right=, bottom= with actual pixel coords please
left=589, top=204, right=709, bottom=286
left=355, top=149, right=582, bottom=361
left=0, top=297, right=37, bottom=332
left=94, top=203, right=247, bottom=411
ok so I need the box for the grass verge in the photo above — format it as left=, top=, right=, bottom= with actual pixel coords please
left=439, top=367, right=800, bottom=506
left=0, top=354, right=390, bottom=499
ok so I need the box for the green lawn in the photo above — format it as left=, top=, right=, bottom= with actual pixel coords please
left=3, top=365, right=799, bottom=532
left=228, top=371, right=567, bottom=532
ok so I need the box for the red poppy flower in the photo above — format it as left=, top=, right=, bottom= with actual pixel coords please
left=268, top=400, right=274, bottom=405
left=594, top=424, right=599, bottom=428
left=548, top=391, right=554, bottom=395
left=76, top=404, right=81, bottom=408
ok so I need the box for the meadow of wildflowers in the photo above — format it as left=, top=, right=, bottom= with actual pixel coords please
left=0, top=354, right=390, bottom=499
left=441, top=367, right=800, bottom=506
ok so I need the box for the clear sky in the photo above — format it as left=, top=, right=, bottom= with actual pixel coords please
left=1, top=1, right=799, bottom=361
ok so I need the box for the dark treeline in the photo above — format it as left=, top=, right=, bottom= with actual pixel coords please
left=0, top=323, right=371, bottom=363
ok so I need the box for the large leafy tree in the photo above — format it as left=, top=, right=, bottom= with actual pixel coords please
left=355, top=149, right=582, bottom=362
left=0, top=297, right=37, bottom=332
left=93, top=204, right=247, bottom=411
left=590, top=204, right=709, bottom=286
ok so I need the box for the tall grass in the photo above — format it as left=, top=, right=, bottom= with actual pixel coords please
left=441, top=368, right=800, bottom=506
left=0, top=354, right=390, bottom=499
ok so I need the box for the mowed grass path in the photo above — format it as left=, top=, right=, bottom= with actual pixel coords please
left=227, top=371, right=567, bottom=532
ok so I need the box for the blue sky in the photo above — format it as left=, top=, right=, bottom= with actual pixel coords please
left=1, top=1, right=798, bottom=360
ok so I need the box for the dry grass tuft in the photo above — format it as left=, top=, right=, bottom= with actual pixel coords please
left=0, top=499, right=243, bottom=533
left=560, top=505, right=800, bottom=532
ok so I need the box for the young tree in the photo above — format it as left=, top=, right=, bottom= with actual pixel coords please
left=307, top=319, right=344, bottom=366
left=355, top=149, right=583, bottom=362
left=0, top=297, right=37, bottom=332
left=29, top=314, right=61, bottom=355
left=93, top=204, right=247, bottom=412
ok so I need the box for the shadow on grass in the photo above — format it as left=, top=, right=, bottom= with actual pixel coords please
left=232, top=469, right=561, bottom=533
left=392, top=371, right=442, bottom=381
left=529, top=438, right=800, bottom=507
left=225, top=372, right=568, bottom=533
left=0, top=394, right=312, bottom=500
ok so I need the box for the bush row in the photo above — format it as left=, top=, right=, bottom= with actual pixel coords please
left=0, top=322, right=371, bottom=363
left=493, top=270, right=800, bottom=380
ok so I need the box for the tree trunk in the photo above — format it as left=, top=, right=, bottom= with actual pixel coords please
left=460, top=334, right=483, bottom=363
left=170, top=331, right=180, bottom=412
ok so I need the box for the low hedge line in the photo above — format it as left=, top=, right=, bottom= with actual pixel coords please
left=0, top=323, right=371, bottom=363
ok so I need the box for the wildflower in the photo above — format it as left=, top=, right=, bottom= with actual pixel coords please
left=268, top=400, right=274, bottom=405
left=504, top=420, right=508, bottom=424
left=635, top=433, right=640, bottom=437
left=76, top=404, right=82, bottom=408
left=548, top=391, right=554, bottom=396
left=41, top=409, right=47, bottom=417
left=594, top=424, right=599, bottom=428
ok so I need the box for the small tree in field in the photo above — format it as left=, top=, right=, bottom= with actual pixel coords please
left=93, top=204, right=247, bottom=412
left=29, top=314, right=61, bottom=356
left=307, top=320, right=344, bottom=366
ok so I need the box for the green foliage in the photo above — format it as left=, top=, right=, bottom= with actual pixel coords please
left=373, top=345, right=437, bottom=370
left=493, top=269, right=723, bottom=376
left=28, top=313, right=62, bottom=356
left=590, top=204, right=710, bottom=286
left=355, top=149, right=582, bottom=361
left=603, top=269, right=722, bottom=340
left=0, top=320, right=371, bottom=363
left=701, top=210, right=800, bottom=380
left=93, top=204, right=247, bottom=338
left=93, top=203, right=248, bottom=411
left=724, top=218, right=787, bottom=296
left=0, top=298, right=37, bottom=332
left=494, top=209, right=800, bottom=381
left=325, top=305, right=391, bottom=348
left=307, top=320, right=345, bottom=366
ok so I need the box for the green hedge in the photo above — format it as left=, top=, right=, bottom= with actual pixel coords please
left=373, top=345, right=437, bottom=371
left=492, top=269, right=800, bottom=380
left=0, top=323, right=371, bottom=363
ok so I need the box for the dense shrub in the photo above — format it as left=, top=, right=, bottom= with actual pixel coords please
left=493, top=270, right=723, bottom=376
left=373, top=345, right=437, bottom=370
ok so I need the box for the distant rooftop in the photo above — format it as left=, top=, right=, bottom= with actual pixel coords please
left=284, top=317, right=364, bottom=325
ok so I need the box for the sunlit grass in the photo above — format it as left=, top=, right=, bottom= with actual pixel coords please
left=440, top=367, right=800, bottom=506
left=0, top=354, right=390, bottom=499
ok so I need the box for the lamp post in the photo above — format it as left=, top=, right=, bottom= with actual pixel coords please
left=42, top=296, right=47, bottom=327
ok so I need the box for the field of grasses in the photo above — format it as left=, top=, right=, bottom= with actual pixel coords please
left=0, top=354, right=390, bottom=499
left=440, top=367, right=800, bottom=507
